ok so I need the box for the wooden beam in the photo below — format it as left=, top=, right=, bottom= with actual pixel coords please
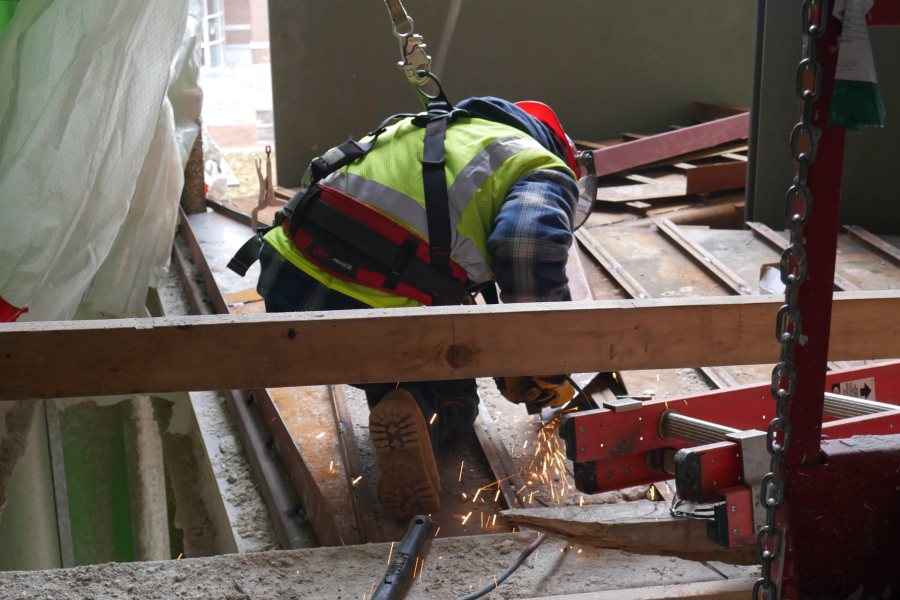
left=591, top=114, right=750, bottom=178
left=502, top=501, right=757, bottom=564
left=522, top=578, right=757, bottom=600
left=684, top=161, right=747, bottom=195
left=1, top=292, right=899, bottom=400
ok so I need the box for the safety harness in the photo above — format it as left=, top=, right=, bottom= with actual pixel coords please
left=228, top=96, right=483, bottom=307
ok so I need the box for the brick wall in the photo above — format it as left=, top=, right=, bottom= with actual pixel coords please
left=222, top=0, right=269, bottom=64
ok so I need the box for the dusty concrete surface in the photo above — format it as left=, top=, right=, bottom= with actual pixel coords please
left=185, top=391, right=280, bottom=553
left=157, top=266, right=280, bottom=553
left=0, top=532, right=757, bottom=599
left=0, top=401, right=39, bottom=517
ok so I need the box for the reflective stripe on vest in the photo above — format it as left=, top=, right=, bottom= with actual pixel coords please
left=266, top=117, right=569, bottom=308
left=323, top=134, right=559, bottom=284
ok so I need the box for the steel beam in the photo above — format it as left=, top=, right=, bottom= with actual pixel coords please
left=590, top=113, right=750, bottom=177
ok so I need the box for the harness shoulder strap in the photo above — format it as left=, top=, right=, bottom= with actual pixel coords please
left=415, top=98, right=469, bottom=303
left=422, top=115, right=451, bottom=278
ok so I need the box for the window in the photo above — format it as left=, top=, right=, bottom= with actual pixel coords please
left=201, top=0, right=225, bottom=68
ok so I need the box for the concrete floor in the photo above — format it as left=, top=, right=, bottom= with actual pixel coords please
left=0, top=531, right=756, bottom=599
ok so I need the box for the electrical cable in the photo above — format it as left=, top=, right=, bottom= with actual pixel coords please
left=456, top=532, right=548, bottom=600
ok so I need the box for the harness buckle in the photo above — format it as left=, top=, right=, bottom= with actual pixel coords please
left=398, top=33, right=432, bottom=89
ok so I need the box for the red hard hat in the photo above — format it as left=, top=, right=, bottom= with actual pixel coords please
left=515, top=101, right=580, bottom=176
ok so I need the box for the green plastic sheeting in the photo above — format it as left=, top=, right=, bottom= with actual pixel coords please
left=0, top=1, right=17, bottom=38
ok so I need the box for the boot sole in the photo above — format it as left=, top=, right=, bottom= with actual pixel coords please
left=370, top=394, right=441, bottom=518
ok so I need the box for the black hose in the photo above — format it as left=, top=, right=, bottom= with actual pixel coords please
left=456, top=532, right=548, bottom=600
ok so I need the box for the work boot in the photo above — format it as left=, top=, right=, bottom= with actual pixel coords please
left=369, top=388, right=441, bottom=518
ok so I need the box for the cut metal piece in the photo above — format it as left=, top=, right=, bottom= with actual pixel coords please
left=602, top=397, right=644, bottom=413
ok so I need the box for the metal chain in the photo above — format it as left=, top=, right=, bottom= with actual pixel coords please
left=753, top=1, right=827, bottom=598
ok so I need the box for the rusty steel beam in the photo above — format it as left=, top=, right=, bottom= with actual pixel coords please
left=590, top=113, right=749, bottom=177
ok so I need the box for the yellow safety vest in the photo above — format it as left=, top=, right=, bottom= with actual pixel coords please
left=264, top=115, right=570, bottom=308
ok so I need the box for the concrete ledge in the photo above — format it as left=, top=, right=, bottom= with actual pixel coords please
left=0, top=532, right=757, bottom=599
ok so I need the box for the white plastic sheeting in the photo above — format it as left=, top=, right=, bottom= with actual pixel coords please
left=0, top=0, right=201, bottom=321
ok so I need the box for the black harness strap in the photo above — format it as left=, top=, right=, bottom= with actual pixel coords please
left=299, top=194, right=468, bottom=304
left=422, top=115, right=452, bottom=281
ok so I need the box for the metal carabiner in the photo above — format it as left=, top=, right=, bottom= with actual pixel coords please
left=383, top=0, right=434, bottom=93
left=398, top=33, right=433, bottom=89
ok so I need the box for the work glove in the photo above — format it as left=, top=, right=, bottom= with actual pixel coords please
left=497, top=375, right=574, bottom=408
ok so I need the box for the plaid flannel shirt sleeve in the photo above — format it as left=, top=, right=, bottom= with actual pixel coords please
left=487, top=168, right=577, bottom=303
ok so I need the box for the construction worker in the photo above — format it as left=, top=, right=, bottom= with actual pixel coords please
left=250, top=96, right=582, bottom=518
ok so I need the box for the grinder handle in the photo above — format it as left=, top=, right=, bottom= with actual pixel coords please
left=371, top=514, right=434, bottom=600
